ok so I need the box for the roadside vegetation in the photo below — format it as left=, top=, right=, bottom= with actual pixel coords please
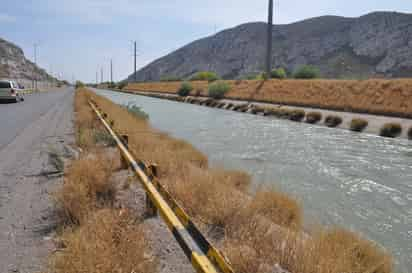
left=70, top=87, right=393, bottom=273
left=126, top=79, right=412, bottom=118
left=270, top=68, right=287, bottom=79
left=48, top=89, right=156, bottom=273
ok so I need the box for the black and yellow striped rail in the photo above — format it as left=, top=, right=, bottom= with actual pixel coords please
left=89, top=101, right=234, bottom=273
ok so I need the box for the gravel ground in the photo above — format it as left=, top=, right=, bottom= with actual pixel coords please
left=113, top=169, right=195, bottom=273
left=0, top=88, right=75, bottom=273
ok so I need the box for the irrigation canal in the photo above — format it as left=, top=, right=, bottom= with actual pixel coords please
left=95, top=88, right=412, bottom=273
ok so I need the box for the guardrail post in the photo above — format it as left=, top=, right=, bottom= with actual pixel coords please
left=145, top=163, right=158, bottom=218
left=120, top=135, right=129, bottom=169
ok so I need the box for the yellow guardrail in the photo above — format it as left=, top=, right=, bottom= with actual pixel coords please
left=89, top=100, right=234, bottom=273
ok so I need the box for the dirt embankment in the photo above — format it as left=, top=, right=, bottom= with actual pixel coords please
left=127, top=79, right=412, bottom=118
left=49, top=88, right=393, bottom=273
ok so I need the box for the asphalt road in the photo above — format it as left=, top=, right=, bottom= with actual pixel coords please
left=0, top=88, right=75, bottom=273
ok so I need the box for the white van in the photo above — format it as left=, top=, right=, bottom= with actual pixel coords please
left=0, top=80, right=24, bottom=102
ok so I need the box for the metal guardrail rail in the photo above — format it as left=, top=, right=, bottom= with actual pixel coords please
left=89, top=100, right=234, bottom=273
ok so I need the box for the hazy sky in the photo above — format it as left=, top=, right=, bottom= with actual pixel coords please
left=1, top=0, right=411, bottom=82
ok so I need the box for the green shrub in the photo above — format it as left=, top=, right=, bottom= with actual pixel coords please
left=293, top=65, right=320, bottom=79
left=190, top=71, right=219, bottom=82
left=208, top=81, right=230, bottom=99
left=256, top=72, right=269, bottom=81
left=325, top=115, right=343, bottom=127
left=270, top=68, right=287, bottom=79
left=306, top=112, right=322, bottom=124
left=380, top=123, right=402, bottom=138
left=75, top=81, right=85, bottom=89
left=289, top=109, right=306, bottom=121
left=118, top=82, right=127, bottom=90
left=350, top=118, right=368, bottom=132
left=408, top=127, right=412, bottom=140
left=178, top=82, right=193, bottom=96
left=125, top=104, right=149, bottom=120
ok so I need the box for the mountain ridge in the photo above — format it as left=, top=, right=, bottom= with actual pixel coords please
left=127, top=11, right=412, bottom=81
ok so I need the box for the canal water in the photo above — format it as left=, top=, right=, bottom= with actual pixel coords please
left=96, top=89, right=412, bottom=273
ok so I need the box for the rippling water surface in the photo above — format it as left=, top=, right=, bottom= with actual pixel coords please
left=96, top=89, right=412, bottom=273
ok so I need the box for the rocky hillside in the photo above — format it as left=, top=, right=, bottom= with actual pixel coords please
left=128, top=11, right=412, bottom=81
left=0, top=38, right=54, bottom=82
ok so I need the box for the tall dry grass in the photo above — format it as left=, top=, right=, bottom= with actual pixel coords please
left=128, top=79, right=412, bottom=118
left=80, top=88, right=393, bottom=273
left=49, top=209, right=155, bottom=273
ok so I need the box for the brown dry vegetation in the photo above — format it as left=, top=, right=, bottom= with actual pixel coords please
left=127, top=79, right=412, bottom=118
left=69, top=88, right=393, bottom=273
left=48, top=89, right=156, bottom=273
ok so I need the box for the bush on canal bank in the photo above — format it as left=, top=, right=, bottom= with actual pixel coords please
left=350, top=118, right=369, bottom=132
left=208, top=81, right=230, bottom=99
left=380, top=123, right=402, bottom=138
left=178, top=81, right=193, bottom=96
left=305, top=111, right=322, bottom=124
left=325, top=115, right=343, bottom=127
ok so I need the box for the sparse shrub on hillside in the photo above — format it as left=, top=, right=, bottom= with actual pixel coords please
left=293, top=65, right=320, bottom=79
left=350, top=118, right=368, bottom=132
left=271, top=68, right=287, bottom=79
left=325, top=115, right=343, bottom=127
left=289, top=109, right=306, bottom=121
left=190, top=71, right=219, bottom=82
left=208, top=81, right=230, bottom=99
left=256, top=72, right=269, bottom=81
left=178, top=82, right=193, bottom=96
left=408, top=127, right=412, bottom=139
left=380, top=123, right=402, bottom=138
left=306, top=112, right=322, bottom=124
left=160, top=75, right=182, bottom=82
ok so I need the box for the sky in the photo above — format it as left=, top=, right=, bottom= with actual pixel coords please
left=0, top=0, right=411, bottom=83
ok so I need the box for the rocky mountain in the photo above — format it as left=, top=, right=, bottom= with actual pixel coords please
left=0, top=38, right=55, bottom=83
left=128, top=11, right=412, bottom=81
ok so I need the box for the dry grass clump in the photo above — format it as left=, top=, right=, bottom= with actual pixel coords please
left=350, top=118, right=369, bottom=132
left=380, top=123, right=402, bottom=138
left=325, top=115, right=343, bottom=127
left=49, top=209, right=156, bottom=273
left=306, top=111, right=322, bottom=124
left=54, top=153, right=117, bottom=225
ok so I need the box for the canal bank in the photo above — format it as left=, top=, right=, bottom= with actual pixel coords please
left=95, top=88, right=412, bottom=273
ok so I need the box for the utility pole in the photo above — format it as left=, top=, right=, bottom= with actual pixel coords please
left=33, top=44, right=38, bottom=91
left=265, top=0, right=274, bottom=76
left=134, top=41, right=137, bottom=82
left=110, top=59, right=113, bottom=84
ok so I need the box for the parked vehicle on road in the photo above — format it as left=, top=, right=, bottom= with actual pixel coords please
left=0, top=80, right=24, bottom=102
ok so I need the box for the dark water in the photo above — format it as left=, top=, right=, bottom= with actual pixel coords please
left=96, top=89, right=412, bottom=273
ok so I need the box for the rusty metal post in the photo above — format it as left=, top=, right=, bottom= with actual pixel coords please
left=120, top=135, right=129, bottom=169
left=145, top=163, right=158, bottom=217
